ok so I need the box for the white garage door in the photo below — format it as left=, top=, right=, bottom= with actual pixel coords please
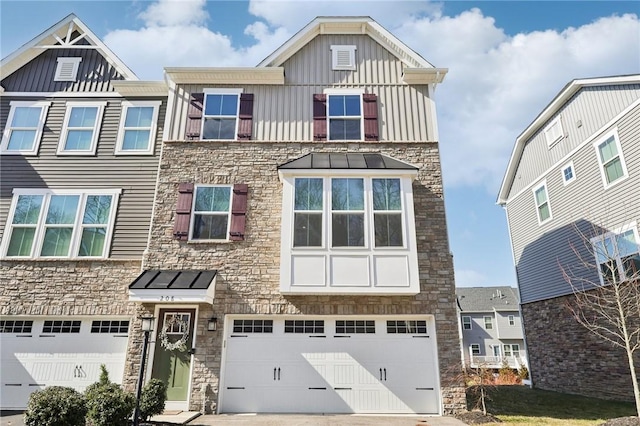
left=0, top=318, right=130, bottom=409
left=220, top=316, right=440, bottom=414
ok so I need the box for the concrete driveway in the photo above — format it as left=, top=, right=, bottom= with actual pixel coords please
left=1, top=411, right=468, bottom=426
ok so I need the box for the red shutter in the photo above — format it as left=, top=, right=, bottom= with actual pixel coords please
left=185, top=93, right=204, bottom=140
left=363, top=93, right=379, bottom=141
left=237, top=93, right=254, bottom=140
left=229, top=184, right=248, bottom=241
left=173, top=183, right=194, bottom=241
left=313, top=94, right=327, bottom=141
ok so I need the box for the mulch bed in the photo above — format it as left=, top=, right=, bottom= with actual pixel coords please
left=455, top=411, right=502, bottom=424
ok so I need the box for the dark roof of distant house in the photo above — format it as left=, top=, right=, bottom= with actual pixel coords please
left=456, top=286, right=520, bottom=312
left=277, top=153, right=418, bottom=170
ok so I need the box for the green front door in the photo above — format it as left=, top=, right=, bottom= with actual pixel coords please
left=151, top=309, right=196, bottom=401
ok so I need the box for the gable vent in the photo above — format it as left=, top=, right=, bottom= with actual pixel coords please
left=55, top=57, right=82, bottom=82
left=330, top=45, right=357, bottom=71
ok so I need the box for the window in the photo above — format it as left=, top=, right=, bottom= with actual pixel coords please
left=202, top=89, right=242, bottom=140
left=91, top=320, right=130, bottom=334
left=470, top=344, right=481, bottom=355
left=594, top=129, right=628, bottom=188
left=54, top=57, right=82, bottom=81
left=533, top=182, right=552, bottom=224
left=292, top=176, right=405, bottom=249
left=336, top=320, right=375, bottom=334
left=544, top=116, right=564, bottom=146
left=330, top=45, right=357, bottom=70
left=57, top=102, right=105, bottom=155
left=1, top=189, right=120, bottom=259
left=492, top=345, right=501, bottom=357
left=43, top=320, right=81, bottom=333
left=386, top=320, right=427, bottom=334
left=0, top=320, right=33, bottom=333
left=284, top=320, right=324, bottom=334
left=1, top=101, right=51, bottom=155
left=504, top=344, right=520, bottom=357
left=508, top=315, right=515, bottom=326
left=115, top=101, right=161, bottom=155
left=293, top=178, right=323, bottom=247
left=190, top=185, right=232, bottom=241
left=484, top=316, right=493, bottom=330
left=327, top=92, right=362, bottom=140
left=462, top=316, right=472, bottom=330
left=233, top=319, right=273, bottom=333
left=591, top=223, right=640, bottom=284
left=332, top=178, right=365, bottom=246
left=561, top=162, right=576, bottom=185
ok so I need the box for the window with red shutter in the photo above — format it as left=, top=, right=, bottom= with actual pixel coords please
left=237, top=94, right=254, bottom=140
left=185, top=94, right=204, bottom=140
left=363, top=93, right=379, bottom=141
left=313, top=94, right=327, bottom=141
left=173, top=183, right=194, bottom=240
left=229, top=184, right=248, bottom=241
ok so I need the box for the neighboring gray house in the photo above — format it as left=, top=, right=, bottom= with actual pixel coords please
left=123, top=16, right=465, bottom=415
left=497, top=75, right=640, bottom=402
left=0, top=15, right=166, bottom=409
left=456, top=287, right=526, bottom=369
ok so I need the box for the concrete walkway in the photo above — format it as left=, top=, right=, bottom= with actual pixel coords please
left=185, top=414, right=467, bottom=426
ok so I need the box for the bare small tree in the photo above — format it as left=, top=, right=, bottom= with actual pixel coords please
left=561, top=224, right=640, bottom=417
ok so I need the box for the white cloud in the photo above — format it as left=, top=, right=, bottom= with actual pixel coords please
left=103, top=1, right=639, bottom=194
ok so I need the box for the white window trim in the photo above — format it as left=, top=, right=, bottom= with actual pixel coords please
left=54, top=57, right=82, bottom=82
left=201, top=88, right=243, bottom=141
left=114, top=101, right=161, bottom=155
left=561, top=161, right=576, bottom=186
left=57, top=101, right=106, bottom=156
left=483, top=316, right=493, bottom=330
left=544, top=116, right=564, bottom=147
left=508, top=315, right=515, bottom=326
left=590, top=221, right=640, bottom=285
left=462, top=316, right=472, bottom=330
left=189, top=184, right=233, bottom=242
left=0, top=101, right=51, bottom=155
left=330, top=45, right=357, bottom=70
left=532, top=180, right=552, bottom=225
left=470, top=344, right=481, bottom=356
left=0, top=188, right=121, bottom=259
left=593, top=128, right=629, bottom=190
left=323, top=88, right=365, bottom=142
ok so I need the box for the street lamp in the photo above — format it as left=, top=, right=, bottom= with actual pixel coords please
left=133, top=316, right=155, bottom=426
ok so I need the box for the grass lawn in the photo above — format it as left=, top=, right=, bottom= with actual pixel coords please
left=468, top=385, right=637, bottom=426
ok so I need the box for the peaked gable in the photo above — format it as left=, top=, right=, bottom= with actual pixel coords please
left=0, top=13, right=137, bottom=88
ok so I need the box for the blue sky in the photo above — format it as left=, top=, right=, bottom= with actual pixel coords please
left=2, top=1, right=639, bottom=288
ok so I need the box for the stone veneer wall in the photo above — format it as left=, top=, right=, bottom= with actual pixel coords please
left=124, top=141, right=465, bottom=414
left=522, top=294, right=637, bottom=401
left=0, top=260, right=140, bottom=316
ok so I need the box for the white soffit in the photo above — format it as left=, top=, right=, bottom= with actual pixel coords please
left=164, top=67, right=285, bottom=85
left=111, top=81, right=168, bottom=96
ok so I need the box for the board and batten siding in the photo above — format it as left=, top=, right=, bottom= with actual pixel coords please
left=0, top=47, right=125, bottom=93
left=507, top=105, right=640, bottom=304
left=166, top=34, right=437, bottom=142
left=0, top=96, right=165, bottom=259
left=508, top=84, right=640, bottom=198
left=168, top=83, right=434, bottom=142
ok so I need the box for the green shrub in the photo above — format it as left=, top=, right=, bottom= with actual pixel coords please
left=85, top=365, right=135, bottom=426
left=24, top=386, right=87, bottom=426
left=139, top=378, right=168, bottom=420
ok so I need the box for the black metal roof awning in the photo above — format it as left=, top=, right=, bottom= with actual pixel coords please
left=277, top=153, right=419, bottom=170
left=128, top=270, right=217, bottom=304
